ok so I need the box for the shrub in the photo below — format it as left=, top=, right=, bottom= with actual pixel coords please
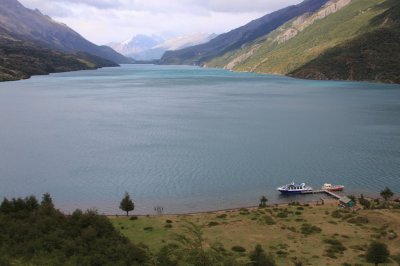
left=130, top=216, right=138, bottom=220
left=261, top=215, right=276, bottom=225
left=165, top=219, right=173, bottom=223
left=331, top=210, right=342, bottom=219
left=277, top=212, right=288, bottom=218
left=0, top=195, right=150, bottom=265
left=231, top=246, right=246, bottom=253
left=216, top=214, right=227, bottom=219
left=164, top=224, right=173, bottom=229
left=144, top=227, right=154, bottom=231
left=208, top=221, right=220, bottom=227
left=301, top=224, right=322, bottom=235
left=348, top=216, right=369, bottom=225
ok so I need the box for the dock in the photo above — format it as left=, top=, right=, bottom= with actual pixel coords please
left=301, top=190, right=342, bottom=199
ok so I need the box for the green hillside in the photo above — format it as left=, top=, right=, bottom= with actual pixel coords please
left=0, top=29, right=118, bottom=82
left=291, top=0, right=400, bottom=83
left=206, top=0, right=399, bottom=83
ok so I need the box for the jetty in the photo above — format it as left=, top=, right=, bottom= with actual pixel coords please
left=301, top=189, right=342, bottom=199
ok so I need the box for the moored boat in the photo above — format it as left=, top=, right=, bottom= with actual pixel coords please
left=321, top=183, right=344, bottom=191
left=277, top=182, right=313, bottom=194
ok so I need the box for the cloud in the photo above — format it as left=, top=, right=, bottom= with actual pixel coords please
left=18, top=0, right=302, bottom=44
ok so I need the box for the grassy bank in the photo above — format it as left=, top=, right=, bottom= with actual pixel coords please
left=112, top=203, right=400, bottom=265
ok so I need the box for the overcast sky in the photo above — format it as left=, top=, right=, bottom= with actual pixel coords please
left=19, top=0, right=302, bottom=45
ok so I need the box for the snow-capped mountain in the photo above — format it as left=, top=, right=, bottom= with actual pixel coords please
left=107, top=34, right=164, bottom=58
left=107, top=33, right=217, bottom=60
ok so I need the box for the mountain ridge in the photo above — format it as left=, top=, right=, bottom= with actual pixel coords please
left=160, top=0, right=330, bottom=65
left=0, top=0, right=131, bottom=64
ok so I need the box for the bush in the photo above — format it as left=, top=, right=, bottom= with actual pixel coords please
left=301, top=224, right=322, bottom=235
left=231, top=246, right=246, bottom=253
left=130, top=216, right=138, bottom=220
left=324, top=239, right=347, bottom=255
left=277, top=212, right=288, bottom=218
left=216, top=214, right=227, bottom=219
left=261, top=215, right=276, bottom=225
left=164, top=224, right=173, bottom=229
left=331, top=210, right=342, bottom=219
left=348, top=216, right=369, bottom=225
left=208, top=221, right=220, bottom=227
left=0, top=195, right=149, bottom=265
left=165, top=219, right=173, bottom=223
left=144, top=227, right=154, bottom=231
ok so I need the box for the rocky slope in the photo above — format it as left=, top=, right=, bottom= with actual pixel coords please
left=0, top=27, right=118, bottom=81
left=205, top=0, right=399, bottom=83
left=160, top=0, right=329, bottom=65
left=0, top=0, right=131, bottom=64
left=290, top=0, right=400, bottom=83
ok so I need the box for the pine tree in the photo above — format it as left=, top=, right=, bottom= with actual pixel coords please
left=380, top=187, right=394, bottom=201
left=366, top=241, right=390, bottom=266
left=119, top=192, right=135, bottom=216
left=249, top=244, right=275, bottom=266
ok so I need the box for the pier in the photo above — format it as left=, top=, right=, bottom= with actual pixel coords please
left=301, top=190, right=342, bottom=200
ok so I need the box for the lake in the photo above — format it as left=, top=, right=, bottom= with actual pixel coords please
left=0, top=64, right=399, bottom=214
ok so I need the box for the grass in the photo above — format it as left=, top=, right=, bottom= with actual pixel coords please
left=207, top=0, right=392, bottom=77
left=111, top=204, right=400, bottom=265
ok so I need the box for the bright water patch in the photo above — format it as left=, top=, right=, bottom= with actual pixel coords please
left=0, top=65, right=399, bottom=214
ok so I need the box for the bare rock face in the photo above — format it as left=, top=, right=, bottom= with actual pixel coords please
left=275, top=0, right=352, bottom=44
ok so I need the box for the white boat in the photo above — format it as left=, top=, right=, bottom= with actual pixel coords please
left=277, top=182, right=313, bottom=194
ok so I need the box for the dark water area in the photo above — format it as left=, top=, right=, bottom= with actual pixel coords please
left=0, top=65, right=399, bottom=214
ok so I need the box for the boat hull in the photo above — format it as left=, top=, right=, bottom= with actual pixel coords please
left=278, top=189, right=312, bottom=195
left=326, top=187, right=344, bottom=192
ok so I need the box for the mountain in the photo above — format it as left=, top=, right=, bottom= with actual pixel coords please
left=154, top=33, right=218, bottom=51
left=108, top=35, right=164, bottom=59
left=160, top=0, right=330, bottom=65
left=0, top=0, right=131, bottom=64
left=0, top=26, right=118, bottom=81
left=205, top=0, right=400, bottom=84
left=290, top=0, right=400, bottom=83
left=108, top=33, right=217, bottom=61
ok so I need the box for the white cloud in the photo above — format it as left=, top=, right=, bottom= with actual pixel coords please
left=18, top=0, right=302, bottom=44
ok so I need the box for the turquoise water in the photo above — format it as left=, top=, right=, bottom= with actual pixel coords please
left=0, top=65, right=399, bottom=214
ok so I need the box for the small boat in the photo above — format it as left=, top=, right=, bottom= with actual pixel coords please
left=321, top=183, right=344, bottom=192
left=277, top=182, right=313, bottom=194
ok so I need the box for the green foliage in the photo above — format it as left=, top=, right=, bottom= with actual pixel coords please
left=208, top=0, right=400, bottom=84
left=358, top=194, right=371, bottom=209
left=301, top=223, right=322, bottom=235
left=259, top=196, right=268, bottom=208
left=324, top=239, right=347, bottom=259
left=231, top=246, right=246, bottom=253
left=0, top=195, right=149, bottom=265
left=260, top=215, right=276, bottom=225
left=381, top=187, right=394, bottom=201
left=0, top=29, right=117, bottom=82
left=119, top=192, right=135, bottom=216
left=347, top=216, right=369, bottom=225
left=249, top=244, right=276, bottom=266
left=366, top=241, right=390, bottom=265
left=208, top=221, right=220, bottom=227
left=171, top=222, right=238, bottom=265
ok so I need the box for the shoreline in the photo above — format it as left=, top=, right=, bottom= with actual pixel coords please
left=108, top=198, right=340, bottom=218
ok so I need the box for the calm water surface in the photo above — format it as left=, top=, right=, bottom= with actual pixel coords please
left=0, top=65, right=399, bottom=214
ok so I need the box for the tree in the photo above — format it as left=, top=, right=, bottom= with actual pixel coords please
left=119, top=192, right=135, bottom=216
left=249, top=244, right=275, bottom=266
left=380, top=187, right=394, bottom=202
left=259, top=196, right=268, bottom=208
left=366, top=241, right=390, bottom=266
